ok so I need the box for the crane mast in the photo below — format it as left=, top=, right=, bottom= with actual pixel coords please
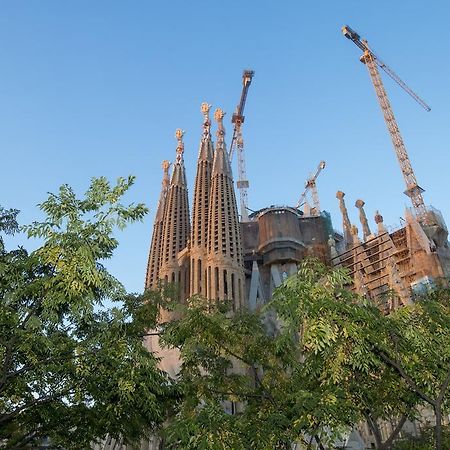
left=342, top=25, right=430, bottom=219
left=229, top=70, right=254, bottom=222
left=296, top=160, right=326, bottom=216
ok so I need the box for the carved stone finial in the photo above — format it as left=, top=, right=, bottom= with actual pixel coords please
left=175, top=128, right=184, bottom=143
left=374, top=210, right=384, bottom=224
left=336, top=190, right=345, bottom=200
left=201, top=102, right=211, bottom=140
left=162, top=160, right=170, bottom=172
left=214, top=108, right=226, bottom=143
left=161, top=160, right=171, bottom=189
left=374, top=210, right=386, bottom=234
left=201, top=102, right=211, bottom=116
left=214, top=108, right=225, bottom=122
left=175, top=128, right=185, bottom=162
left=355, top=199, right=371, bottom=240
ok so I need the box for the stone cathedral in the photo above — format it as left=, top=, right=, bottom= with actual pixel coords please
left=144, top=102, right=332, bottom=317
left=144, top=100, right=450, bottom=321
left=145, top=104, right=246, bottom=309
left=96, top=100, right=450, bottom=450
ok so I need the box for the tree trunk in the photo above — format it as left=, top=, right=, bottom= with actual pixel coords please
left=314, top=435, right=326, bottom=450
left=365, top=414, right=407, bottom=450
left=434, top=403, right=442, bottom=450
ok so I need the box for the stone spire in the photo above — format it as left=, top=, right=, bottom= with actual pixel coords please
left=336, top=191, right=353, bottom=248
left=159, top=129, right=191, bottom=300
left=190, top=103, right=214, bottom=297
left=145, top=160, right=171, bottom=290
left=374, top=210, right=386, bottom=234
left=355, top=199, right=372, bottom=241
left=206, top=108, right=245, bottom=308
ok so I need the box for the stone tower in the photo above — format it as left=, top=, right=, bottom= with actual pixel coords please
left=158, top=129, right=191, bottom=303
left=145, top=107, right=245, bottom=310
left=206, top=108, right=245, bottom=308
left=190, top=103, right=214, bottom=297
left=145, top=160, right=171, bottom=290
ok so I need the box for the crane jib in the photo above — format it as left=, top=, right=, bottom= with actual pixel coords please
left=342, top=24, right=429, bottom=217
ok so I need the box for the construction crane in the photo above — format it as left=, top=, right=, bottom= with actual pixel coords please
left=229, top=70, right=254, bottom=222
left=342, top=25, right=431, bottom=220
left=295, top=160, right=326, bottom=216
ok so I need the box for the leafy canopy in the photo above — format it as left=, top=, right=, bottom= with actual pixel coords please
left=0, top=177, right=170, bottom=449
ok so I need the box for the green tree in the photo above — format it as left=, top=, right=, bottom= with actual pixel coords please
left=270, top=260, right=421, bottom=450
left=372, top=286, right=450, bottom=450
left=160, top=260, right=432, bottom=450
left=0, top=177, right=170, bottom=449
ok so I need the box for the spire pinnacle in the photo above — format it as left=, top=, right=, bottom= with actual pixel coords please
left=355, top=199, right=372, bottom=240
left=175, top=128, right=185, bottom=163
left=162, top=160, right=171, bottom=188
left=336, top=190, right=353, bottom=248
left=374, top=210, right=386, bottom=233
left=201, top=102, right=211, bottom=141
left=214, top=108, right=226, bottom=144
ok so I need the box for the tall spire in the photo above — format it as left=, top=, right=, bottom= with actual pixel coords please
left=190, top=103, right=214, bottom=297
left=355, top=199, right=372, bottom=240
left=159, top=129, right=191, bottom=301
left=206, top=108, right=245, bottom=308
left=336, top=191, right=353, bottom=248
left=145, top=160, right=171, bottom=289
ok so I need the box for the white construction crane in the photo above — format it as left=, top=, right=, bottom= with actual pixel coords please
left=229, top=70, right=254, bottom=222
left=296, top=160, right=326, bottom=216
left=342, top=25, right=431, bottom=220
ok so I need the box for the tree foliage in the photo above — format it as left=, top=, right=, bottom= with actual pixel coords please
left=0, top=177, right=170, bottom=449
left=160, top=260, right=450, bottom=450
left=3, top=175, right=450, bottom=450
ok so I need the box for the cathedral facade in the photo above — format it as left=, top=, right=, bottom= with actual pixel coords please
left=144, top=103, right=333, bottom=312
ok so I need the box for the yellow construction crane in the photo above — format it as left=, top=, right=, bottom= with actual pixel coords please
left=229, top=70, right=254, bottom=222
left=342, top=25, right=431, bottom=220
left=295, top=160, right=326, bottom=216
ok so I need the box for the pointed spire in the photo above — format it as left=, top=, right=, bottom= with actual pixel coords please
left=155, top=160, right=171, bottom=221
left=145, top=160, right=171, bottom=289
left=351, top=224, right=361, bottom=245
left=171, top=129, right=187, bottom=187
left=207, top=108, right=245, bottom=308
left=355, top=199, right=372, bottom=240
left=201, top=102, right=212, bottom=139
left=336, top=191, right=353, bottom=248
left=190, top=103, right=214, bottom=296
left=159, top=129, right=191, bottom=301
left=212, top=108, right=232, bottom=177
left=374, top=210, right=386, bottom=234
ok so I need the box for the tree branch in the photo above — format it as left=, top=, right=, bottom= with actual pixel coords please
left=437, top=363, right=450, bottom=404
left=0, top=390, right=72, bottom=424
left=377, top=350, right=435, bottom=406
left=383, top=415, right=407, bottom=449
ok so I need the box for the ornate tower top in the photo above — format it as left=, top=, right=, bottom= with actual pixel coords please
left=374, top=210, right=384, bottom=224
left=201, top=102, right=211, bottom=142
left=145, top=159, right=173, bottom=289
left=211, top=108, right=231, bottom=178
left=374, top=210, right=386, bottom=234
left=214, top=108, right=225, bottom=143
left=336, top=190, right=353, bottom=249
left=162, top=160, right=171, bottom=188
left=162, top=159, right=171, bottom=171
left=355, top=198, right=372, bottom=240
left=175, top=128, right=185, bottom=163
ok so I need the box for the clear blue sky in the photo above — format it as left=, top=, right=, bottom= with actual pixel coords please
left=2, top=1, right=449, bottom=293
